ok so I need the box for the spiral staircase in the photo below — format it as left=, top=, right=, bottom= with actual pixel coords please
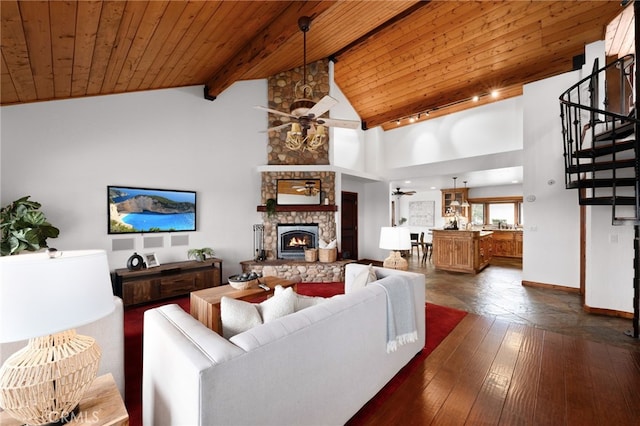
left=559, top=54, right=639, bottom=338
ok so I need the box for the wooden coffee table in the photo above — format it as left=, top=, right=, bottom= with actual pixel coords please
left=190, top=276, right=298, bottom=334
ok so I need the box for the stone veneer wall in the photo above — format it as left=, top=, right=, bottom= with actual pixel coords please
left=261, top=170, right=336, bottom=261
left=241, top=260, right=353, bottom=283
left=267, top=59, right=330, bottom=165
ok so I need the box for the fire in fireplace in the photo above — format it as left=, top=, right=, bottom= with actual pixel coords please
left=277, top=224, right=319, bottom=259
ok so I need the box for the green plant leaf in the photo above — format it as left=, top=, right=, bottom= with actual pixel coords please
left=0, top=196, right=59, bottom=255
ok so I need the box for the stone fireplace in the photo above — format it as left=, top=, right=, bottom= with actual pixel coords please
left=259, top=170, right=336, bottom=261
left=277, top=224, right=319, bottom=259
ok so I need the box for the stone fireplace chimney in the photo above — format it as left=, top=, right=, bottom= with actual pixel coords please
left=267, top=59, right=330, bottom=166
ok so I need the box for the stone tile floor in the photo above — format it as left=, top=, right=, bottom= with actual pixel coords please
left=405, top=255, right=640, bottom=352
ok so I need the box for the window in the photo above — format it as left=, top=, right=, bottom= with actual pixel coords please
left=489, top=203, right=515, bottom=226
left=467, top=197, right=523, bottom=226
left=471, top=203, right=484, bottom=225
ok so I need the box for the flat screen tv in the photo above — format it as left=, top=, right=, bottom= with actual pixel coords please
left=108, top=186, right=196, bottom=234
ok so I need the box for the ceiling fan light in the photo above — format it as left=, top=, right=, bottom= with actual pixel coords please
left=290, top=99, right=315, bottom=116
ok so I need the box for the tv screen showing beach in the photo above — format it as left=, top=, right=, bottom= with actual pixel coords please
left=108, top=186, right=196, bottom=234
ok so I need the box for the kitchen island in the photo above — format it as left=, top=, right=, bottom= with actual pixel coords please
left=432, top=229, right=493, bottom=274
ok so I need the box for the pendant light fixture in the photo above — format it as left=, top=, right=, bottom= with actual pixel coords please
left=461, top=180, right=470, bottom=208
left=450, top=177, right=460, bottom=207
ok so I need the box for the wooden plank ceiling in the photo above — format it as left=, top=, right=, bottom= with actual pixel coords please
left=0, top=1, right=627, bottom=130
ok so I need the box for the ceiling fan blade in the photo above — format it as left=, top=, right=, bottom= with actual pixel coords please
left=267, top=123, right=292, bottom=131
left=307, top=95, right=338, bottom=118
left=255, top=105, right=296, bottom=119
left=320, top=117, right=360, bottom=129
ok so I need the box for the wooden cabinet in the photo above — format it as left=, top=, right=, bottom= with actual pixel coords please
left=113, top=258, right=222, bottom=306
left=432, top=230, right=492, bottom=274
left=441, top=188, right=469, bottom=220
left=491, top=231, right=523, bottom=258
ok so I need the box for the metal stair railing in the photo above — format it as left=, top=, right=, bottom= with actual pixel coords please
left=559, top=54, right=639, bottom=225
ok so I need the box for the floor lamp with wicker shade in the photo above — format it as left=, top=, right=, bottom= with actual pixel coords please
left=0, top=250, right=115, bottom=425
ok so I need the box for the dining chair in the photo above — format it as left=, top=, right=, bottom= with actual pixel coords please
left=421, top=231, right=433, bottom=264
left=410, top=233, right=420, bottom=257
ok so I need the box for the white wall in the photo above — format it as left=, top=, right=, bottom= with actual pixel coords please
left=382, top=97, right=523, bottom=169
left=330, top=62, right=365, bottom=171
left=586, top=206, right=634, bottom=311
left=522, top=72, right=582, bottom=289
left=471, top=184, right=523, bottom=199
left=1, top=83, right=266, bottom=277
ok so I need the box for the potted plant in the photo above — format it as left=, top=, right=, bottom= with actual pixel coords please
left=265, top=198, right=277, bottom=217
left=0, top=196, right=60, bottom=256
left=187, top=247, right=215, bottom=262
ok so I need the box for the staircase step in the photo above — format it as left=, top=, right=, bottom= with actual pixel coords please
left=578, top=196, right=636, bottom=206
left=594, top=121, right=636, bottom=141
left=567, top=158, right=637, bottom=174
left=566, top=177, right=638, bottom=189
left=613, top=217, right=640, bottom=225
left=575, top=140, right=636, bottom=158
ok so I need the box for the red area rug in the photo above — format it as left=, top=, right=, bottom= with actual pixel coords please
left=123, top=282, right=466, bottom=426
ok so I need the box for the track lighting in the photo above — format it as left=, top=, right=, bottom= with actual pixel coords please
left=388, top=87, right=503, bottom=127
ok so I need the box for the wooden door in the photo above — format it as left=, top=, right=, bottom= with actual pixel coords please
left=341, top=191, right=358, bottom=260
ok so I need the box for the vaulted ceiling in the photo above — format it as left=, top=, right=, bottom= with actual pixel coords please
left=0, top=1, right=629, bottom=130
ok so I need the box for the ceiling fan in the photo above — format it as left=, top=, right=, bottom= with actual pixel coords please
left=392, top=188, right=416, bottom=196
left=255, top=16, right=360, bottom=151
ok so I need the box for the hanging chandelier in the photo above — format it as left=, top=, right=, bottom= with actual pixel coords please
left=285, top=122, right=326, bottom=152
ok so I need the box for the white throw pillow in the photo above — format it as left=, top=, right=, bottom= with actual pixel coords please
left=294, top=294, right=326, bottom=311
left=350, top=264, right=377, bottom=292
left=220, top=296, right=262, bottom=339
left=274, top=285, right=326, bottom=311
left=257, top=286, right=296, bottom=323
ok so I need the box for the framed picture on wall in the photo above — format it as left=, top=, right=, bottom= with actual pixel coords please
left=409, top=201, right=435, bottom=227
left=276, top=179, right=321, bottom=205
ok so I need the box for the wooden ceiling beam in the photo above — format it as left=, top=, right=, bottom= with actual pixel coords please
left=203, top=1, right=334, bottom=101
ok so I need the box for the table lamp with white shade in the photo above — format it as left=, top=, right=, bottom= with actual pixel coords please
left=379, top=226, right=412, bottom=270
left=0, top=250, right=115, bottom=425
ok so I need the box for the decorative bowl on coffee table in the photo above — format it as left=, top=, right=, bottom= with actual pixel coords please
left=228, top=272, right=260, bottom=290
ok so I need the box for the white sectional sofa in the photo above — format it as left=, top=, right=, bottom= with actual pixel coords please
left=142, top=264, right=425, bottom=426
left=0, top=296, right=125, bottom=396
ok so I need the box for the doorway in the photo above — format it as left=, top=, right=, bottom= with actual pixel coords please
left=341, top=191, right=358, bottom=260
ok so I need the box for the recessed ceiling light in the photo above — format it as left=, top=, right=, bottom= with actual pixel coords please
left=404, top=180, right=411, bottom=184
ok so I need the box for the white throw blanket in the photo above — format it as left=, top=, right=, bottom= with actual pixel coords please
left=371, top=275, right=418, bottom=353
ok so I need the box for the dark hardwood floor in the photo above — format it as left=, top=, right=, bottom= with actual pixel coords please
left=362, top=254, right=640, bottom=425
left=366, top=312, right=640, bottom=425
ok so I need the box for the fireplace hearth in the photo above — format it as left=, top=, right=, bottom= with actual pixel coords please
left=277, top=224, right=319, bottom=259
